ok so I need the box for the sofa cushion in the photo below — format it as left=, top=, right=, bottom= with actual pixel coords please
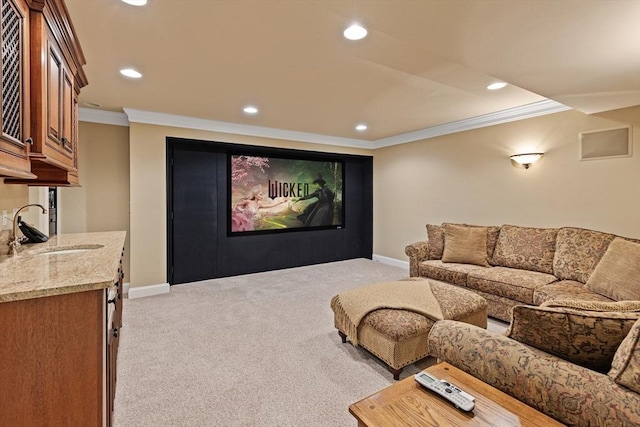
left=467, top=266, right=557, bottom=304
left=586, top=238, right=640, bottom=301
left=426, top=223, right=500, bottom=261
left=491, top=225, right=558, bottom=274
left=507, top=305, right=640, bottom=372
left=609, top=318, right=640, bottom=393
left=442, top=224, right=490, bottom=267
left=363, top=308, right=435, bottom=342
left=553, top=227, right=615, bottom=283
left=426, top=224, right=445, bottom=260
left=534, top=280, right=615, bottom=306
left=418, top=260, right=487, bottom=287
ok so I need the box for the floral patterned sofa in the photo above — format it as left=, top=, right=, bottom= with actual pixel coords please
left=405, top=223, right=640, bottom=321
left=428, top=301, right=640, bottom=426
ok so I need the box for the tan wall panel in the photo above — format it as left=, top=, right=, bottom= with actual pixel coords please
left=59, top=122, right=131, bottom=280
left=373, top=106, right=640, bottom=262
left=0, top=184, right=29, bottom=229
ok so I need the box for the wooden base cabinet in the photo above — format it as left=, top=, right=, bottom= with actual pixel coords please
left=0, top=274, right=123, bottom=426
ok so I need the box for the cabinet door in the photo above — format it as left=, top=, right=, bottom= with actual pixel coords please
left=0, top=0, right=34, bottom=178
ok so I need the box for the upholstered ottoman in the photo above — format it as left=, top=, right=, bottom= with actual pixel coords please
left=331, top=279, right=487, bottom=379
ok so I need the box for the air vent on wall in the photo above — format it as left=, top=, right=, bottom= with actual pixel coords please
left=580, top=126, right=631, bottom=160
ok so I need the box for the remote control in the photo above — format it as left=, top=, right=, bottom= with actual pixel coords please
left=414, top=371, right=475, bottom=412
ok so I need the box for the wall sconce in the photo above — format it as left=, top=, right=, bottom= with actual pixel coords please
left=510, top=153, right=544, bottom=169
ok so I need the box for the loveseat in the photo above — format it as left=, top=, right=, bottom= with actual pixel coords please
left=405, top=223, right=640, bottom=321
left=427, top=302, right=640, bottom=426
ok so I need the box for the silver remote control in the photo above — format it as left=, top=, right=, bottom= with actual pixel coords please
left=414, top=371, right=475, bottom=412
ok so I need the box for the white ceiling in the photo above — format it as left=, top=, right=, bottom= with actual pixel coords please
left=65, top=0, right=640, bottom=146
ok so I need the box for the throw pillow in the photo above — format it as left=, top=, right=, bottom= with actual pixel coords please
left=552, top=227, right=616, bottom=283
left=441, top=224, right=489, bottom=267
left=426, top=224, right=444, bottom=260
left=586, top=238, right=640, bottom=301
left=507, top=304, right=640, bottom=372
left=491, top=225, right=558, bottom=274
left=608, top=318, right=640, bottom=393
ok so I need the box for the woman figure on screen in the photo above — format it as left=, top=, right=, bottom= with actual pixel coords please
left=231, top=185, right=287, bottom=232
left=293, top=174, right=335, bottom=226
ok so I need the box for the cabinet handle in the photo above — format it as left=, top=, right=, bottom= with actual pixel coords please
left=114, top=281, right=119, bottom=288
left=113, top=327, right=119, bottom=338
left=108, top=297, right=117, bottom=305
left=25, top=137, right=33, bottom=145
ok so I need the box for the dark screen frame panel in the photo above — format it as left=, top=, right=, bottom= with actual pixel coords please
left=167, top=137, right=372, bottom=284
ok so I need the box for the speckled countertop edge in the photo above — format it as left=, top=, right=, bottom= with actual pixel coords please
left=0, top=231, right=126, bottom=303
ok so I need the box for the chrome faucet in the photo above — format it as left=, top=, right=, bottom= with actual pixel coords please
left=9, top=204, right=47, bottom=256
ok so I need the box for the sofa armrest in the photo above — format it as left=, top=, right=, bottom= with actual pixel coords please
left=405, top=240, right=430, bottom=277
left=427, top=320, right=640, bottom=426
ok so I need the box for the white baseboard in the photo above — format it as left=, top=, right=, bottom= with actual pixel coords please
left=128, top=283, right=170, bottom=299
left=372, top=254, right=409, bottom=271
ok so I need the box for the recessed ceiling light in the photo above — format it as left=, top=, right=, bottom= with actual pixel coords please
left=243, top=106, right=258, bottom=114
left=121, top=0, right=147, bottom=5
left=344, top=23, right=367, bottom=41
left=355, top=124, right=368, bottom=131
left=120, top=68, right=142, bottom=78
left=487, top=82, right=508, bottom=90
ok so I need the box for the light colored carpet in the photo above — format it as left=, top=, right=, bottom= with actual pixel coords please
left=114, top=259, right=505, bottom=426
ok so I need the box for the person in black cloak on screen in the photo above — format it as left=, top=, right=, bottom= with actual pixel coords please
left=293, top=174, right=335, bottom=226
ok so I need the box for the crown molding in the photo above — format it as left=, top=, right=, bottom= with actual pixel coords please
left=79, top=99, right=571, bottom=148
left=122, top=108, right=373, bottom=149
left=78, top=108, right=129, bottom=127
left=371, top=99, right=571, bottom=148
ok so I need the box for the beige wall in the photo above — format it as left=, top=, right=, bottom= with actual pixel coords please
left=5, top=105, right=637, bottom=287
left=373, top=106, right=640, bottom=261
left=0, top=183, right=28, bottom=228
left=59, top=122, right=131, bottom=279
left=129, top=123, right=373, bottom=287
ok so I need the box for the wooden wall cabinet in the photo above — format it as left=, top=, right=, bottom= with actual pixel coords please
left=0, top=0, right=37, bottom=179
left=4, top=0, right=86, bottom=186
left=0, top=258, right=124, bottom=426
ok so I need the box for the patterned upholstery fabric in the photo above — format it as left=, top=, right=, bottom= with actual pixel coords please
left=534, top=280, right=614, bottom=306
left=609, top=319, right=640, bottom=394
left=405, top=241, right=430, bottom=277
left=469, top=288, right=519, bottom=322
left=363, top=309, right=435, bottom=342
left=361, top=281, right=488, bottom=341
left=466, top=266, right=557, bottom=304
left=553, top=227, right=615, bottom=283
left=426, top=224, right=444, bottom=260
left=491, top=225, right=558, bottom=274
left=418, top=260, right=487, bottom=286
left=542, top=299, right=640, bottom=312
left=428, top=320, right=640, bottom=427
left=507, top=305, right=640, bottom=372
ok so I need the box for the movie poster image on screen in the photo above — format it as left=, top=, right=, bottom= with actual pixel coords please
left=229, top=155, right=344, bottom=234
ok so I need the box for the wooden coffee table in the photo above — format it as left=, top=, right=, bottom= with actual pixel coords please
left=349, top=362, right=565, bottom=426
